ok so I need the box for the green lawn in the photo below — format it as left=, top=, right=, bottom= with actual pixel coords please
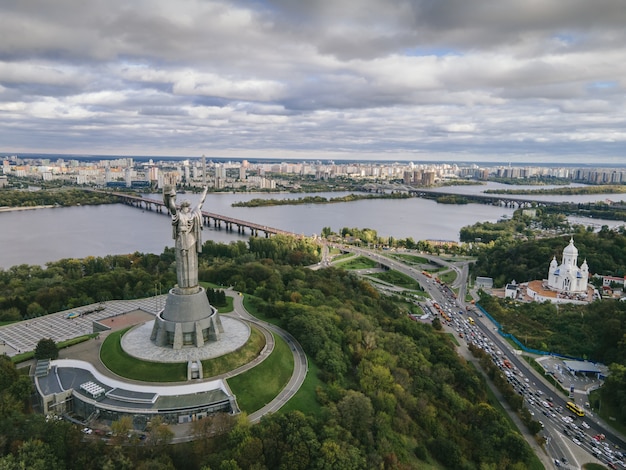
left=100, top=328, right=187, bottom=381
left=201, top=326, right=265, bottom=376
left=100, top=325, right=267, bottom=382
left=437, top=270, right=458, bottom=284
left=371, top=270, right=422, bottom=290
left=228, top=332, right=294, bottom=413
left=391, top=253, right=429, bottom=265
left=334, top=256, right=378, bottom=270
left=279, top=359, right=322, bottom=417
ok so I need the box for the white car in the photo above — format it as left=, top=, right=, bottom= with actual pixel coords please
left=581, top=421, right=590, bottom=429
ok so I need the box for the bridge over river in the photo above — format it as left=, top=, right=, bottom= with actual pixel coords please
left=110, top=192, right=298, bottom=238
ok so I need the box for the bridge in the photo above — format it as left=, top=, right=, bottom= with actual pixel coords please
left=109, top=192, right=298, bottom=238
left=359, top=183, right=562, bottom=209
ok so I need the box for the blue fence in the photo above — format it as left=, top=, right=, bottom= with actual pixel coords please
left=475, top=303, right=585, bottom=361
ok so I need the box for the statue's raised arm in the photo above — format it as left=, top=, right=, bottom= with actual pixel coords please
left=197, top=185, right=209, bottom=212
left=163, top=185, right=177, bottom=215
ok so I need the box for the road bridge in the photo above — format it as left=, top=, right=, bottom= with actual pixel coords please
left=109, top=192, right=299, bottom=238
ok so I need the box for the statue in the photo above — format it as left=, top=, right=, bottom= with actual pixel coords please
left=164, top=185, right=208, bottom=289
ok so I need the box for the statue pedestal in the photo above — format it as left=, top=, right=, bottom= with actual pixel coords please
left=151, top=287, right=224, bottom=350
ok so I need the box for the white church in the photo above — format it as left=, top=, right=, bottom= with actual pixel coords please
left=547, top=237, right=589, bottom=294
left=524, top=237, right=593, bottom=304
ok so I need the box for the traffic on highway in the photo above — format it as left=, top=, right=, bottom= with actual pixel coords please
left=339, top=245, right=626, bottom=469
left=423, top=274, right=626, bottom=470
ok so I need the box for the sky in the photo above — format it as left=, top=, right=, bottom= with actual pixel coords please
left=1, top=0, right=626, bottom=164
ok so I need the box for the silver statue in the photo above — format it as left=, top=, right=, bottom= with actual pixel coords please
left=164, top=185, right=208, bottom=289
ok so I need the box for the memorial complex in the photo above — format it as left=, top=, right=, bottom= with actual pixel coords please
left=33, top=186, right=256, bottom=428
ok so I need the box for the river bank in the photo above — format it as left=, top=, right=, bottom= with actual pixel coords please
left=0, top=205, right=56, bottom=212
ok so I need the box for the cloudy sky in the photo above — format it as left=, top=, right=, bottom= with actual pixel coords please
left=1, top=0, right=626, bottom=164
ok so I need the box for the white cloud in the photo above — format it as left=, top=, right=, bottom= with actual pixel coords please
left=0, top=0, right=624, bottom=162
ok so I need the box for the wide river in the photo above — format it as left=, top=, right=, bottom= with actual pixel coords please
left=1, top=182, right=624, bottom=269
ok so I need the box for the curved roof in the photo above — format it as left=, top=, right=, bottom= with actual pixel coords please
left=563, top=237, right=578, bottom=256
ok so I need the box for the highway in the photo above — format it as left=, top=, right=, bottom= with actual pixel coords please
left=332, top=245, right=626, bottom=469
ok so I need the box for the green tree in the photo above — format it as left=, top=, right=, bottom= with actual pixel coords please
left=0, top=439, right=62, bottom=470
left=0, top=355, right=18, bottom=393
left=34, top=338, right=58, bottom=360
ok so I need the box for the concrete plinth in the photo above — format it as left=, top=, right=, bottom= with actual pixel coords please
left=151, top=287, right=224, bottom=350
left=123, top=316, right=251, bottom=363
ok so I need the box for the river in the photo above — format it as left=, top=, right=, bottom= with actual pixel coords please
left=1, top=185, right=624, bottom=269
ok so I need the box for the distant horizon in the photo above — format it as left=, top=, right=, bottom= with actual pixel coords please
left=3, top=151, right=626, bottom=169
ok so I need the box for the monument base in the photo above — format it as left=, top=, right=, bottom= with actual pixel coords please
left=151, top=287, right=224, bottom=350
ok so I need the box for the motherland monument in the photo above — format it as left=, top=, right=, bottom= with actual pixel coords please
left=151, top=185, right=224, bottom=349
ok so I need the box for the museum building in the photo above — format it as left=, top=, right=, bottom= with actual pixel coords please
left=34, top=359, right=239, bottom=428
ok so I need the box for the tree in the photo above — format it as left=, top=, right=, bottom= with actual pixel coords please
left=335, top=390, right=374, bottom=445
left=0, top=439, right=62, bottom=470
left=145, top=416, right=174, bottom=451
left=0, top=355, right=18, bottom=392
left=111, top=416, right=133, bottom=444
left=34, top=338, right=58, bottom=360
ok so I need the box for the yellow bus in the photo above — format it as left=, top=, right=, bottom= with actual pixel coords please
left=468, top=317, right=475, bottom=325
left=566, top=401, right=585, bottom=417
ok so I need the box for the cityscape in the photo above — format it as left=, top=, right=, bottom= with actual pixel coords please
left=2, top=153, right=626, bottom=191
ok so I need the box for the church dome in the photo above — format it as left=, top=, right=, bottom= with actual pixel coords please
left=563, top=237, right=578, bottom=256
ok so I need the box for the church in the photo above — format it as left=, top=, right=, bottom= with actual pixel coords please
left=524, top=237, right=594, bottom=304
left=547, top=237, right=589, bottom=294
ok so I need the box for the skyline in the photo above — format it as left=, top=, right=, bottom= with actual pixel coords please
left=1, top=1, right=625, bottom=164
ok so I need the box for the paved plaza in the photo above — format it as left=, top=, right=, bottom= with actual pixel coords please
left=0, top=295, right=167, bottom=356
left=121, top=317, right=251, bottom=362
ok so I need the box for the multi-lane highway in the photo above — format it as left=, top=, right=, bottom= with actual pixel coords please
left=335, top=246, right=626, bottom=469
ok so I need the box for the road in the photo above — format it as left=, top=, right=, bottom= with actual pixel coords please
left=330, top=245, right=626, bottom=469
left=226, top=289, right=309, bottom=423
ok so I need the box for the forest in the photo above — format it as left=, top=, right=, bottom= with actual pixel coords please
left=0, top=236, right=539, bottom=469
left=0, top=188, right=119, bottom=208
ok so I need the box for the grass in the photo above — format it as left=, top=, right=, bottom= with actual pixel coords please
left=217, top=296, right=234, bottom=313
left=330, top=252, right=355, bottom=263
left=279, top=359, right=323, bottom=417
left=437, top=270, right=458, bottom=284
left=391, top=253, right=429, bottom=265
left=100, top=325, right=267, bottom=382
left=588, top=389, right=626, bottom=436
left=370, top=270, right=422, bottom=290
left=100, top=328, right=187, bottom=381
left=334, top=256, right=378, bottom=270
left=201, top=326, right=265, bottom=376
left=228, top=332, right=294, bottom=413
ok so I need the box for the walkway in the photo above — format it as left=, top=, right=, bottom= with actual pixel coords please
left=48, top=290, right=307, bottom=438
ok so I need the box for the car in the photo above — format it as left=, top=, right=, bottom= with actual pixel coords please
left=572, top=438, right=581, bottom=446
left=554, top=459, right=561, bottom=467
left=581, top=421, right=590, bottom=429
